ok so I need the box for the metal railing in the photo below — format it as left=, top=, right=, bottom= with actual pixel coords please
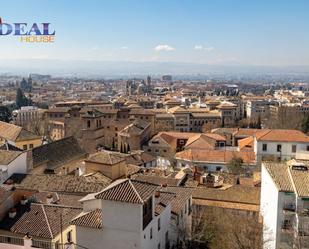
left=0, top=235, right=23, bottom=246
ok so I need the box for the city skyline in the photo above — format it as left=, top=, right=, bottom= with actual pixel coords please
left=1, top=0, right=309, bottom=68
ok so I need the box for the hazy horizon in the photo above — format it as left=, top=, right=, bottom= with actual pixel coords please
left=1, top=0, right=309, bottom=70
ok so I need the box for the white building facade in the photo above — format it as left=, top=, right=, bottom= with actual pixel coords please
left=261, top=161, right=309, bottom=249
left=72, top=179, right=173, bottom=249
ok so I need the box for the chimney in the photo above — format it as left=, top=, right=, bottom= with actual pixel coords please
left=23, top=234, right=32, bottom=248
left=9, top=208, right=17, bottom=219
left=75, top=167, right=79, bottom=176
left=62, top=167, right=68, bottom=175
left=20, top=195, right=28, bottom=205
left=46, top=194, right=53, bottom=204
left=155, top=191, right=161, bottom=206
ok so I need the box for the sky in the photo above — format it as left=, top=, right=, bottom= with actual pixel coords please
left=1, top=0, right=309, bottom=66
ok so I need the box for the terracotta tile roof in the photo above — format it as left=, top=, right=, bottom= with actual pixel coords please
left=128, top=152, right=156, bottom=165
left=71, top=209, right=102, bottom=229
left=0, top=121, right=40, bottom=142
left=119, top=120, right=150, bottom=136
left=16, top=129, right=41, bottom=142
left=0, top=150, right=23, bottom=165
left=263, top=162, right=293, bottom=192
left=86, top=150, right=125, bottom=165
left=204, top=133, right=226, bottom=141
left=287, top=163, right=309, bottom=197
left=233, top=128, right=259, bottom=137
left=190, top=112, right=221, bottom=118
left=127, top=164, right=142, bottom=176
left=132, top=175, right=183, bottom=187
left=193, top=185, right=260, bottom=205
left=150, top=132, right=202, bottom=151
left=0, top=187, right=12, bottom=205
left=161, top=186, right=193, bottom=215
left=193, top=199, right=259, bottom=212
left=11, top=173, right=110, bottom=194
left=175, top=149, right=256, bottom=165
left=95, top=179, right=158, bottom=204
left=238, top=137, right=254, bottom=150
left=256, top=129, right=309, bottom=143
left=264, top=161, right=309, bottom=197
left=45, top=107, right=70, bottom=113
left=216, top=101, right=237, bottom=109
left=155, top=192, right=175, bottom=216
left=0, top=121, right=22, bottom=141
left=9, top=204, right=81, bottom=239
left=32, top=136, right=86, bottom=170
left=32, top=192, right=83, bottom=208
left=211, top=128, right=239, bottom=135
left=184, top=133, right=226, bottom=150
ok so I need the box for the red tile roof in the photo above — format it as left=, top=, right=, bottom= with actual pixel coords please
left=175, top=149, right=256, bottom=165
left=256, top=129, right=309, bottom=143
left=95, top=179, right=158, bottom=204
left=71, top=209, right=102, bottom=229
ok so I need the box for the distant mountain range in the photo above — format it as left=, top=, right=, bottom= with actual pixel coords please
left=0, top=59, right=309, bottom=78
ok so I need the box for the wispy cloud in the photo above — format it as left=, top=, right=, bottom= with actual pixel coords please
left=90, top=46, right=100, bottom=51
left=154, top=44, right=175, bottom=52
left=194, top=45, right=203, bottom=50
left=194, top=45, right=215, bottom=52
left=120, top=46, right=128, bottom=50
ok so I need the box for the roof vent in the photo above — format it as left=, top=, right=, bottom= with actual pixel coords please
left=291, top=163, right=308, bottom=171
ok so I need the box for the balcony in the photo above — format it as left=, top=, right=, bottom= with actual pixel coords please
left=281, top=220, right=293, bottom=232
left=283, top=203, right=296, bottom=212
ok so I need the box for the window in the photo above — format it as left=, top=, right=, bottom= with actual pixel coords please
left=292, top=145, right=297, bottom=153
left=188, top=199, right=192, bottom=215
left=55, top=241, right=60, bottom=249
left=67, top=230, right=72, bottom=242
left=23, top=144, right=27, bottom=150
left=87, top=120, right=91, bottom=128
left=158, top=218, right=161, bottom=231
left=277, top=144, right=282, bottom=152
left=158, top=243, right=160, bottom=249
left=150, top=228, right=153, bottom=239
left=29, top=144, right=33, bottom=149
left=262, top=144, right=267, bottom=151
left=165, top=231, right=169, bottom=243
left=216, top=167, right=222, bottom=171
left=307, top=145, right=309, bottom=151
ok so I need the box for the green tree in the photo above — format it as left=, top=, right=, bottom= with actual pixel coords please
left=301, top=114, right=309, bottom=134
left=256, top=115, right=262, bottom=129
left=227, top=157, right=244, bottom=175
left=120, top=143, right=124, bottom=153
left=16, top=88, right=31, bottom=108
